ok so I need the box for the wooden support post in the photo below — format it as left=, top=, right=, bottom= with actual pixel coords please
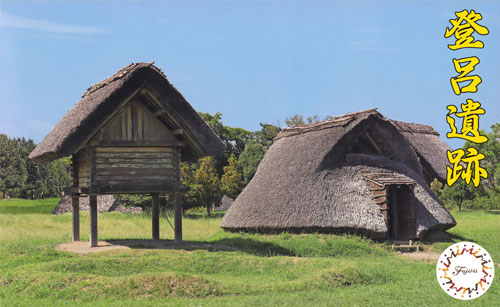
left=71, top=196, right=80, bottom=242
left=71, top=155, right=80, bottom=242
left=89, top=195, right=98, bottom=247
left=174, top=193, right=182, bottom=243
left=152, top=193, right=160, bottom=240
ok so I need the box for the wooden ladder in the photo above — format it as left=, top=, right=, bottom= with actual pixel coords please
left=391, top=240, right=420, bottom=252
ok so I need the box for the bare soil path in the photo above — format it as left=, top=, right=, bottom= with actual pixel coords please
left=57, top=239, right=237, bottom=254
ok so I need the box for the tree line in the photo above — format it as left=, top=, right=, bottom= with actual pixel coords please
left=3, top=114, right=497, bottom=212
left=432, top=123, right=500, bottom=211
left=0, top=134, right=71, bottom=199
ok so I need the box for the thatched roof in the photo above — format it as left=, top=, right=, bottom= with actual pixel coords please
left=30, top=63, right=225, bottom=163
left=53, top=195, right=142, bottom=214
left=390, top=120, right=451, bottom=183
left=220, top=109, right=455, bottom=239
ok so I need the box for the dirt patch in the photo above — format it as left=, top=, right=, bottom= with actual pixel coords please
left=57, top=241, right=130, bottom=254
left=57, top=240, right=237, bottom=254
left=398, top=251, right=440, bottom=261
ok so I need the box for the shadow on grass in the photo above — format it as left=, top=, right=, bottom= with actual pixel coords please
left=421, top=231, right=470, bottom=245
left=183, top=211, right=226, bottom=219
left=103, top=237, right=292, bottom=257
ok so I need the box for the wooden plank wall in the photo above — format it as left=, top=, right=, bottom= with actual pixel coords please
left=94, top=147, right=176, bottom=187
left=77, top=148, right=91, bottom=187
left=93, top=100, right=174, bottom=142
left=366, top=180, right=388, bottom=224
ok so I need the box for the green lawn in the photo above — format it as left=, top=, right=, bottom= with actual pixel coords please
left=0, top=198, right=59, bottom=214
left=0, top=199, right=499, bottom=306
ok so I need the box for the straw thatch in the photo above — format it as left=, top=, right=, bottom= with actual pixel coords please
left=390, top=120, right=451, bottom=183
left=220, top=109, right=455, bottom=239
left=29, top=62, right=225, bottom=163
left=53, top=195, right=142, bottom=214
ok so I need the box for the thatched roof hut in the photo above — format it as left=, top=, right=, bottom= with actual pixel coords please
left=29, top=62, right=225, bottom=246
left=220, top=109, right=455, bottom=240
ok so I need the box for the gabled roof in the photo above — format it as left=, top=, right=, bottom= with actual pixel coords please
left=276, top=108, right=450, bottom=183
left=29, top=63, right=225, bottom=163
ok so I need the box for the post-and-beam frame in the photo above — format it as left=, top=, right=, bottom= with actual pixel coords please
left=71, top=155, right=80, bottom=242
left=68, top=145, right=186, bottom=247
left=152, top=193, right=160, bottom=240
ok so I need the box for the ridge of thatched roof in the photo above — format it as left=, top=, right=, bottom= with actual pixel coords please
left=221, top=109, right=455, bottom=238
left=276, top=108, right=380, bottom=140
left=389, top=120, right=439, bottom=136
left=29, top=62, right=225, bottom=163
left=275, top=109, right=449, bottom=183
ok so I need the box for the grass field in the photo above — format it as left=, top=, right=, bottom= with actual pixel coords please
left=0, top=198, right=498, bottom=306
left=0, top=198, right=60, bottom=214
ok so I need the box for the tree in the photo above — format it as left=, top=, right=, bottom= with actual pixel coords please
left=238, top=140, right=266, bottom=184
left=0, top=134, right=27, bottom=198
left=180, top=161, right=200, bottom=211
left=255, top=123, right=281, bottom=149
left=439, top=124, right=500, bottom=210
left=462, top=125, right=500, bottom=192
left=221, top=154, right=244, bottom=198
left=198, top=112, right=254, bottom=176
left=0, top=134, right=71, bottom=199
left=440, top=179, right=479, bottom=211
left=194, top=156, right=222, bottom=216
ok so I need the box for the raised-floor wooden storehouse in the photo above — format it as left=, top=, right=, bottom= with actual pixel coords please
left=220, top=109, right=456, bottom=241
left=30, top=63, right=225, bottom=247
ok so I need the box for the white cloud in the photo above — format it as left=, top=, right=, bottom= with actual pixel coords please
left=0, top=12, right=106, bottom=35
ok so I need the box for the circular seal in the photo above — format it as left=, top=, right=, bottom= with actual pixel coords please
left=436, top=242, right=494, bottom=300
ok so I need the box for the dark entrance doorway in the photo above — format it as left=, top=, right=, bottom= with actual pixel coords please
left=387, top=184, right=416, bottom=240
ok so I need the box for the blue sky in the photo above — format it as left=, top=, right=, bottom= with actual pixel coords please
left=1, top=1, right=499, bottom=149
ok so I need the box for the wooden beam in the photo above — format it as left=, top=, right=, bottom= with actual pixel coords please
left=65, top=184, right=189, bottom=196
left=89, top=195, right=98, bottom=247
left=93, top=185, right=187, bottom=195
left=89, top=147, right=96, bottom=186
left=153, top=109, right=167, bottom=117
left=171, top=129, right=183, bottom=136
left=73, top=87, right=144, bottom=154
left=72, top=196, right=80, bottom=242
left=87, top=140, right=185, bottom=147
left=174, top=193, right=182, bottom=243
left=152, top=194, right=160, bottom=240
left=364, top=132, right=383, bottom=155
left=142, top=91, right=205, bottom=158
